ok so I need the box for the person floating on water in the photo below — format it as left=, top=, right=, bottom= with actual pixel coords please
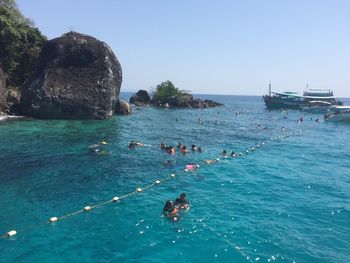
left=174, top=193, right=190, bottom=211
left=191, top=144, right=197, bottom=151
left=177, top=142, right=182, bottom=149
left=163, top=200, right=180, bottom=221
left=230, top=151, right=237, bottom=157
left=129, top=141, right=144, bottom=149
left=160, top=142, right=166, bottom=150
left=184, top=163, right=199, bottom=171
left=204, top=159, right=218, bottom=165
left=197, top=146, right=202, bottom=152
left=222, top=149, right=228, bottom=156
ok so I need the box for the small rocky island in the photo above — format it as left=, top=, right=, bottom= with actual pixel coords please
left=130, top=81, right=223, bottom=108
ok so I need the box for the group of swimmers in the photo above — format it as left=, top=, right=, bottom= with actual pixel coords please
left=163, top=193, right=190, bottom=221
left=160, top=142, right=203, bottom=155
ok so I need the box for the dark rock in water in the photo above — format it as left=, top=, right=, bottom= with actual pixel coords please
left=130, top=89, right=151, bottom=106
left=115, top=100, right=131, bottom=115
left=0, top=68, right=7, bottom=113
left=151, top=94, right=223, bottom=108
left=20, top=31, right=122, bottom=119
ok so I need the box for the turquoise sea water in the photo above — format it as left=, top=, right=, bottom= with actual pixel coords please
left=0, top=94, right=349, bottom=263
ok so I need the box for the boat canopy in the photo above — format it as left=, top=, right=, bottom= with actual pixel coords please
left=272, top=91, right=335, bottom=99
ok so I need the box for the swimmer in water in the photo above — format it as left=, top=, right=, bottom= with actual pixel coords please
left=191, top=144, right=197, bottom=151
left=197, top=146, right=202, bottom=152
left=184, top=163, right=199, bottom=171
left=129, top=141, right=144, bottom=147
left=222, top=149, right=227, bottom=156
left=230, top=151, right=237, bottom=157
left=181, top=146, right=188, bottom=154
left=160, top=143, right=166, bottom=150
left=204, top=159, right=217, bottom=164
left=177, top=142, right=182, bottom=149
left=174, top=193, right=190, bottom=210
left=163, top=200, right=179, bottom=221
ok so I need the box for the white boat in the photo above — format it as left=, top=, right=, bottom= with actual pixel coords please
left=324, top=106, right=350, bottom=122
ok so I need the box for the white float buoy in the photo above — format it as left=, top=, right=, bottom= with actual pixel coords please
left=184, top=169, right=188, bottom=172
left=155, top=180, right=161, bottom=184
left=251, top=148, right=255, bottom=151
left=6, top=230, right=16, bottom=237
left=196, top=165, right=200, bottom=168
left=112, top=196, right=119, bottom=202
left=257, top=145, right=260, bottom=148
left=49, top=217, right=58, bottom=222
left=136, top=188, right=143, bottom=193
left=84, top=206, right=91, bottom=211
left=171, top=173, right=176, bottom=178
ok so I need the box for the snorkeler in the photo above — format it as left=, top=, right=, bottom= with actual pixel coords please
left=181, top=146, right=188, bottom=154
left=191, top=144, right=197, bottom=151
left=230, top=151, right=237, bottom=157
left=174, top=193, right=190, bottom=210
left=129, top=141, right=144, bottom=148
left=160, top=142, right=166, bottom=150
left=163, top=200, right=179, bottom=221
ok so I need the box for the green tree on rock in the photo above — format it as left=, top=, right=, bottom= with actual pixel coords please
left=0, top=0, right=47, bottom=87
left=152, top=80, right=188, bottom=103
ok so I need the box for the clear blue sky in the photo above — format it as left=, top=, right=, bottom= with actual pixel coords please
left=17, top=0, right=350, bottom=97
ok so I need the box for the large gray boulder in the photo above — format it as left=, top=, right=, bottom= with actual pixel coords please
left=115, top=100, right=132, bottom=115
left=0, top=68, right=7, bottom=113
left=130, top=89, right=150, bottom=106
left=21, top=32, right=122, bottom=119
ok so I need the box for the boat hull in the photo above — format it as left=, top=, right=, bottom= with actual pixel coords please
left=263, top=95, right=302, bottom=110
left=325, top=112, right=350, bottom=122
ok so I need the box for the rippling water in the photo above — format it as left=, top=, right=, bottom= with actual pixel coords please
left=0, top=94, right=349, bottom=263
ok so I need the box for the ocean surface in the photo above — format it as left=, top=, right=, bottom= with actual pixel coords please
left=0, top=94, right=349, bottom=263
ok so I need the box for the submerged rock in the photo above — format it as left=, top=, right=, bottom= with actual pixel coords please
left=115, top=100, right=132, bottom=115
left=129, top=89, right=151, bottom=106
left=0, top=68, right=7, bottom=113
left=21, top=31, right=122, bottom=119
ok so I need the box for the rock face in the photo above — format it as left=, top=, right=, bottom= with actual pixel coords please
left=0, top=68, right=7, bottom=113
left=129, top=89, right=151, bottom=106
left=21, top=32, right=122, bottom=119
left=115, top=100, right=132, bottom=115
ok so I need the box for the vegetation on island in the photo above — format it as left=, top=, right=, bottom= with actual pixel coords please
left=152, top=80, right=189, bottom=103
left=0, top=0, right=47, bottom=88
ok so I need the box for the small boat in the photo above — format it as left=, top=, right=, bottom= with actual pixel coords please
left=263, top=83, right=342, bottom=110
left=301, top=100, right=333, bottom=113
left=324, top=106, right=350, bottom=122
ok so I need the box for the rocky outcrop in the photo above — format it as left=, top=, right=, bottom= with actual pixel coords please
left=0, top=68, right=7, bottom=113
left=129, top=89, right=151, bottom=106
left=20, top=31, right=122, bottom=119
left=151, top=94, right=223, bottom=108
left=130, top=89, right=223, bottom=108
left=115, top=100, right=131, bottom=115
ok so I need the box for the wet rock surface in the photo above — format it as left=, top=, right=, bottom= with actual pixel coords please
left=21, top=32, right=122, bottom=119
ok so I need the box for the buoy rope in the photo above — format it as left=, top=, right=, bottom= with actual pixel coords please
left=205, top=223, right=254, bottom=263
left=1, top=121, right=320, bottom=240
